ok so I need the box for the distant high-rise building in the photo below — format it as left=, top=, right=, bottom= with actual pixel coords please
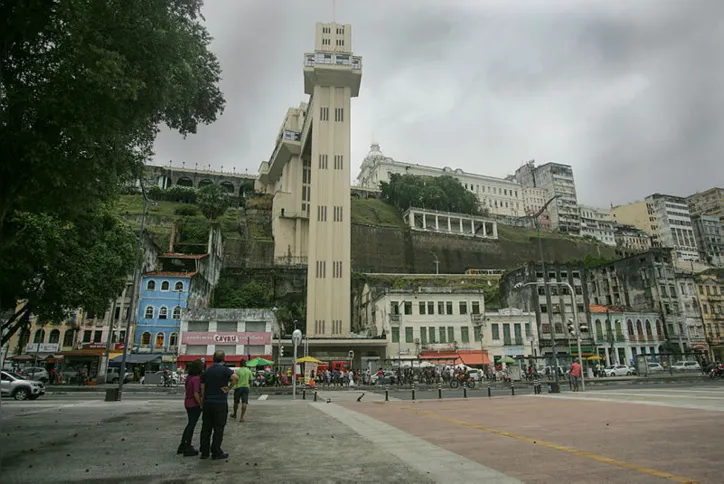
left=691, top=215, right=724, bottom=266
left=579, top=205, right=616, bottom=246
left=613, top=194, right=699, bottom=262
left=687, top=187, right=724, bottom=220
left=514, top=160, right=580, bottom=234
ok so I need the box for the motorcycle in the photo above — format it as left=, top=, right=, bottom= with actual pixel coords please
left=709, top=365, right=724, bottom=379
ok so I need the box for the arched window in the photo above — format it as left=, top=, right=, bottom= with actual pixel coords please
left=20, top=328, right=30, bottom=347
left=155, top=332, right=165, bottom=350
left=595, top=320, right=603, bottom=339
left=172, top=306, right=182, bottom=320
left=158, top=307, right=168, bottom=320
left=655, top=320, right=663, bottom=338
left=636, top=320, right=644, bottom=337
left=645, top=320, right=653, bottom=337
left=34, top=329, right=46, bottom=344
left=169, top=332, right=178, bottom=348
left=615, top=321, right=623, bottom=340
left=63, top=330, right=75, bottom=348
left=174, top=281, right=184, bottom=292
left=49, top=329, right=60, bottom=344
left=627, top=320, right=634, bottom=336
left=147, top=280, right=156, bottom=291
left=605, top=319, right=612, bottom=335
left=161, top=281, right=170, bottom=291
left=141, top=332, right=152, bottom=345
left=144, top=306, right=154, bottom=319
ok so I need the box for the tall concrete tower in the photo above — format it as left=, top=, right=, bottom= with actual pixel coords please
left=303, top=23, right=362, bottom=337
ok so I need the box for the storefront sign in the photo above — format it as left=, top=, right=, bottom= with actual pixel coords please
left=80, top=343, right=125, bottom=351
left=26, top=343, right=59, bottom=353
left=182, top=332, right=271, bottom=345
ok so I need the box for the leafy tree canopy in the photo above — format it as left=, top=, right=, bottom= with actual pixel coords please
left=0, top=0, right=225, bottom=233
left=1, top=209, right=136, bottom=345
left=197, top=183, right=230, bottom=220
left=380, top=174, right=482, bottom=215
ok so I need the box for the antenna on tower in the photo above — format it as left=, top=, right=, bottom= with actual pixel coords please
left=332, top=0, right=336, bottom=23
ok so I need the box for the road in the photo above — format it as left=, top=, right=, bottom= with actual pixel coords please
left=2, top=382, right=722, bottom=483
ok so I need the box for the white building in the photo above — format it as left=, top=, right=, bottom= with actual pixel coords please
left=178, top=308, right=275, bottom=369
left=482, top=308, right=539, bottom=360
left=514, top=160, right=581, bottom=234
left=356, top=143, right=524, bottom=218
left=588, top=306, right=666, bottom=367
left=579, top=205, right=616, bottom=246
left=256, top=22, right=362, bottom=337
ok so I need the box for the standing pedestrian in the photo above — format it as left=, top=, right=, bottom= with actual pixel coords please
left=200, top=350, right=238, bottom=460
left=230, top=360, right=253, bottom=422
left=178, top=359, right=203, bottom=456
left=570, top=359, right=582, bottom=392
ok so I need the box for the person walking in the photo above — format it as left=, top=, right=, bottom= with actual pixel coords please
left=200, top=350, right=238, bottom=460
left=570, top=359, right=582, bottom=392
left=230, top=360, right=253, bottom=422
left=178, top=359, right=203, bottom=457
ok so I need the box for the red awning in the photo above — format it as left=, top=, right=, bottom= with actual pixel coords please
left=419, top=351, right=491, bottom=365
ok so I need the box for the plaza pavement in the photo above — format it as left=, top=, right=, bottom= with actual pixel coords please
left=1, top=385, right=723, bottom=483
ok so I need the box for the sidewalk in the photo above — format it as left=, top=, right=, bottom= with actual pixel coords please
left=1, top=398, right=447, bottom=483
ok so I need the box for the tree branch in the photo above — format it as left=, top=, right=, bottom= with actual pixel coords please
left=1, top=304, right=31, bottom=347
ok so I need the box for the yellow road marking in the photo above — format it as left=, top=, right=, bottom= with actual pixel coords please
left=390, top=404, right=700, bottom=484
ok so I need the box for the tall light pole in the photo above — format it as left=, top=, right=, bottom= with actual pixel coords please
left=559, top=280, right=585, bottom=391
left=292, top=329, right=302, bottom=400
left=116, top=181, right=152, bottom=401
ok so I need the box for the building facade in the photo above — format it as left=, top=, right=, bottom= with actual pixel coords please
left=522, top=186, right=552, bottom=229
left=500, top=263, right=591, bottom=361
left=256, top=22, right=361, bottom=338
left=178, top=308, right=275, bottom=369
left=687, top=187, right=724, bottom=221
left=691, top=215, right=724, bottom=266
left=588, top=305, right=666, bottom=367
left=614, top=194, right=699, bottom=262
left=614, top=223, right=653, bottom=257
left=514, top=161, right=581, bottom=234
left=356, top=143, right=524, bottom=218
left=579, top=205, right=616, bottom=246
left=695, top=271, right=724, bottom=361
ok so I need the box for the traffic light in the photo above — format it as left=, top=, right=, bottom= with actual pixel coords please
left=280, top=346, right=284, bottom=358
left=348, top=350, right=354, bottom=360
left=567, top=319, right=576, bottom=336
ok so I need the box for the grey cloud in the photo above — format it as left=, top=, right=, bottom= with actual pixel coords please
left=152, top=0, right=724, bottom=206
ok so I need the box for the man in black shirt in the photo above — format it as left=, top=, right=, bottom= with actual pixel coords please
left=200, top=350, right=238, bottom=460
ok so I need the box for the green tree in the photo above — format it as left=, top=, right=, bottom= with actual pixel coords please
left=380, top=174, right=481, bottom=214
left=197, top=183, right=230, bottom=220
left=0, top=0, right=225, bottom=234
left=1, top=209, right=136, bottom=345
left=214, top=280, right=270, bottom=309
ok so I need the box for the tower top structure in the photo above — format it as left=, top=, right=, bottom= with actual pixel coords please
left=304, top=23, right=362, bottom=97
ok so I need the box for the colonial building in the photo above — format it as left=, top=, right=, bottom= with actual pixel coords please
left=256, top=22, right=361, bottom=338
left=178, top=308, right=275, bottom=369
left=355, top=143, right=525, bottom=218
left=695, top=270, right=724, bottom=361
left=588, top=305, right=666, bottom=366
left=500, top=263, right=591, bottom=361
left=514, top=160, right=581, bottom=235
left=614, top=223, right=653, bottom=257
left=691, top=214, right=724, bottom=266
left=687, top=187, right=724, bottom=221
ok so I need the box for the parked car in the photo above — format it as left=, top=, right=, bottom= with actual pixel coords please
left=106, top=367, right=132, bottom=384
left=672, top=361, right=701, bottom=371
left=370, top=370, right=398, bottom=385
left=19, top=366, right=49, bottom=383
left=603, top=364, right=634, bottom=377
left=646, top=362, right=665, bottom=372
left=1, top=371, right=46, bottom=400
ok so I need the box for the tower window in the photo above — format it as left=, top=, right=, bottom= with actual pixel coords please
left=333, top=261, right=343, bottom=278
left=320, top=107, right=329, bottom=121
left=334, top=108, right=344, bottom=122
left=317, top=205, right=327, bottom=222
left=316, top=260, right=327, bottom=278
left=334, top=206, right=343, bottom=222
left=318, top=154, right=328, bottom=169
left=334, top=155, right=343, bottom=170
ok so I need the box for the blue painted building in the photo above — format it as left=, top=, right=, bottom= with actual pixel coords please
left=134, top=272, right=192, bottom=361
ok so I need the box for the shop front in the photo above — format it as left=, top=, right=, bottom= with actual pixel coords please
left=177, top=354, right=274, bottom=369
left=60, top=343, right=125, bottom=383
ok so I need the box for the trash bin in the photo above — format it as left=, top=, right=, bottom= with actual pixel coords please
left=105, top=388, right=120, bottom=402
left=547, top=382, right=560, bottom=393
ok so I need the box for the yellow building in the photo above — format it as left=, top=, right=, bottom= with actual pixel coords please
left=696, top=270, right=724, bottom=361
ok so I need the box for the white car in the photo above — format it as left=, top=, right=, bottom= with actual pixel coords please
left=672, top=361, right=701, bottom=371
left=19, top=366, right=49, bottom=383
left=603, top=364, right=634, bottom=377
left=1, top=371, right=46, bottom=400
left=646, top=362, right=664, bottom=372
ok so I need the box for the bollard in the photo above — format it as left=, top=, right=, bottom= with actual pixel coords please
left=412, top=388, right=416, bottom=401
left=385, top=384, right=389, bottom=402
left=314, top=391, right=318, bottom=402
left=438, top=383, right=442, bottom=399
left=302, top=389, right=306, bottom=400
left=511, top=383, right=515, bottom=396
left=487, top=383, right=492, bottom=398
left=463, top=386, right=468, bottom=398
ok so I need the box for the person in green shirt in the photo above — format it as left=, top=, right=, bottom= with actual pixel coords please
left=230, top=360, right=254, bottom=422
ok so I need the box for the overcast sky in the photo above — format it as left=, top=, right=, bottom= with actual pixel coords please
left=152, top=0, right=724, bottom=207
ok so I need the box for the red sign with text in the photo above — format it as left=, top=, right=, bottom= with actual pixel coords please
left=182, top=332, right=271, bottom=345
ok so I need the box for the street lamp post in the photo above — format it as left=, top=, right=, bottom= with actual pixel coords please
left=560, top=281, right=585, bottom=391
left=292, top=329, right=302, bottom=400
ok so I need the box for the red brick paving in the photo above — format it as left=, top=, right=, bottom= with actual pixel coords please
left=341, top=397, right=723, bottom=483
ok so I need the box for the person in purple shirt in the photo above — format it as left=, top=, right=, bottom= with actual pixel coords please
left=178, top=359, right=203, bottom=456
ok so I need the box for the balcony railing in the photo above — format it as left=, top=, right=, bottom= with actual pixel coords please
left=282, top=130, right=301, bottom=141
left=305, top=53, right=362, bottom=69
